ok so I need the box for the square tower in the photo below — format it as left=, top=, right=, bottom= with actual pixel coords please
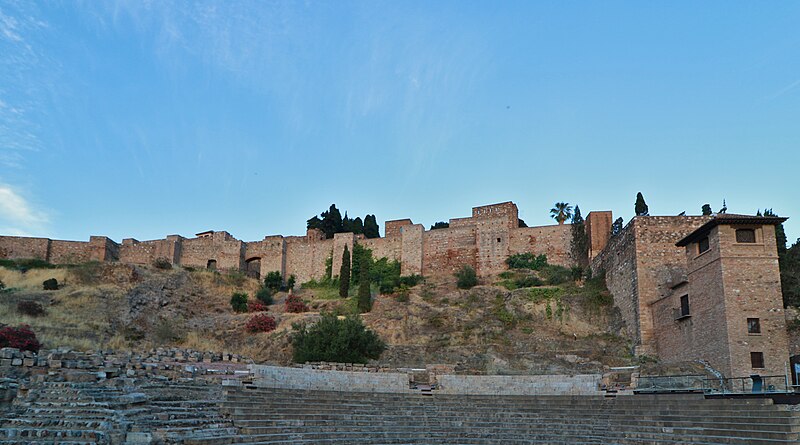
left=671, top=214, right=790, bottom=378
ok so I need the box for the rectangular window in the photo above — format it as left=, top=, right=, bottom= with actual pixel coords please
left=736, top=229, right=756, bottom=243
left=747, top=318, right=761, bottom=334
left=750, top=352, right=764, bottom=369
left=698, top=237, right=710, bottom=254
left=680, top=295, right=690, bottom=317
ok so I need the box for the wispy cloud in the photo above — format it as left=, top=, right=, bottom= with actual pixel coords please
left=766, top=78, right=800, bottom=100
left=0, top=183, right=49, bottom=236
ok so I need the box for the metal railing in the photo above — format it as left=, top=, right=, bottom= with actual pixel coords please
left=636, top=374, right=793, bottom=395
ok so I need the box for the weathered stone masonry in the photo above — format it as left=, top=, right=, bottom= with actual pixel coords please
left=0, top=202, right=578, bottom=285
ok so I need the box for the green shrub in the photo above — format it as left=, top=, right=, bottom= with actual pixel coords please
left=153, top=257, right=172, bottom=269
left=287, top=274, right=296, bottom=290
left=263, top=271, right=283, bottom=292
left=255, top=287, right=274, bottom=305
left=540, top=265, right=571, bottom=285
left=514, top=275, right=543, bottom=288
left=498, top=271, right=515, bottom=279
left=230, top=292, right=249, bottom=313
left=506, top=253, right=548, bottom=270
left=527, top=287, right=563, bottom=303
left=0, top=279, right=4, bottom=291
left=455, top=265, right=478, bottom=289
left=492, top=295, right=516, bottom=327
left=291, top=313, right=385, bottom=363
left=42, top=278, right=58, bottom=291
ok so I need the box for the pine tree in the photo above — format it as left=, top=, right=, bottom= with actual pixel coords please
left=357, top=255, right=372, bottom=313
left=701, top=204, right=712, bottom=216
left=364, top=215, right=380, bottom=238
left=339, top=245, right=351, bottom=298
left=635, top=192, right=649, bottom=216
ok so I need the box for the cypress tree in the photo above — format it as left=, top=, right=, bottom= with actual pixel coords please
left=701, top=204, right=712, bottom=216
left=357, top=255, right=372, bottom=313
left=611, top=217, right=624, bottom=236
left=635, top=192, right=649, bottom=216
left=339, top=245, right=351, bottom=298
left=570, top=206, right=590, bottom=268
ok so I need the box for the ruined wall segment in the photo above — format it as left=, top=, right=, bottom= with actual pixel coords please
left=586, top=211, right=612, bottom=259
left=0, top=236, right=51, bottom=260
left=180, top=231, right=244, bottom=271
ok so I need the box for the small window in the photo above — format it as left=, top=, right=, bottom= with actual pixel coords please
left=747, top=318, right=761, bottom=334
left=736, top=229, right=756, bottom=243
left=698, top=237, right=710, bottom=254
left=680, top=295, right=690, bottom=317
left=750, top=352, right=764, bottom=369
left=207, top=259, right=217, bottom=270
left=497, top=237, right=501, bottom=243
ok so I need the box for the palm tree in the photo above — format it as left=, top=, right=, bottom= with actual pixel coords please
left=550, top=202, right=573, bottom=225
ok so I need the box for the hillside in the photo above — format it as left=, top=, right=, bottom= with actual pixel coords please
left=0, top=260, right=675, bottom=375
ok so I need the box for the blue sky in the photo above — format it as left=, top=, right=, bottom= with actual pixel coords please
left=1, top=1, right=799, bottom=244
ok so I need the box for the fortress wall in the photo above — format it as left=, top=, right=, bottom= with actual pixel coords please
left=49, top=240, right=92, bottom=264
left=360, top=236, right=402, bottom=263
left=591, top=221, right=640, bottom=346
left=285, top=237, right=333, bottom=284
left=422, top=226, right=476, bottom=276
left=385, top=219, right=413, bottom=239
left=181, top=232, right=244, bottom=271
left=119, top=239, right=157, bottom=264
left=401, top=224, right=424, bottom=276
left=245, top=236, right=285, bottom=278
left=475, top=216, right=512, bottom=275
left=509, top=224, right=572, bottom=267
left=89, top=236, right=119, bottom=262
left=629, top=216, right=709, bottom=354
left=0, top=236, right=50, bottom=260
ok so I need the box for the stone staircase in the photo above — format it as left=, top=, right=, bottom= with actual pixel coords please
left=192, top=387, right=800, bottom=445
left=0, top=377, right=237, bottom=445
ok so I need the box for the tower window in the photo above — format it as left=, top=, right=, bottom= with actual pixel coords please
left=736, top=229, right=756, bottom=243
left=680, top=295, right=690, bottom=317
left=497, top=237, right=501, bottom=243
left=750, top=352, right=764, bottom=369
left=747, top=318, right=761, bottom=334
left=698, top=237, right=710, bottom=254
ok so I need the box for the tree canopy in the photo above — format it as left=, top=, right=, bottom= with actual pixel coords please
left=550, top=202, right=573, bottom=225
left=635, top=192, right=649, bottom=216
left=307, top=204, right=380, bottom=239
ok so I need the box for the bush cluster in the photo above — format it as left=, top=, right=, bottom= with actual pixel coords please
left=17, top=301, right=45, bottom=317
left=230, top=292, right=249, bottom=313
left=285, top=295, right=308, bottom=313
left=248, top=301, right=268, bottom=312
left=0, top=325, right=41, bottom=352
left=255, top=287, right=274, bottom=305
left=506, top=253, right=548, bottom=270
left=0, top=279, right=4, bottom=291
left=246, top=313, right=277, bottom=333
left=455, top=265, right=478, bottom=289
left=291, top=313, right=385, bottom=363
left=42, top=278, right=58, bottom=290
left=153, top=257, right=172, bottom=270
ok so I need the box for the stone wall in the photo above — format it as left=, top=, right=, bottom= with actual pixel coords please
left=0, top=201, right=585, bottom=283
left=436, top=374, right=601, bottom=395
left=592, top=216, right=709, bottom=354
left=250, top=364, right=409, bottom=393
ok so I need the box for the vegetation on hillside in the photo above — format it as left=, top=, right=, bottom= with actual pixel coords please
left=291, top=313, right=385, bottom=364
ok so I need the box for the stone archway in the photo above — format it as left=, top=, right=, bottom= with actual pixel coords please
left=245, top=257, right=261, bottom=279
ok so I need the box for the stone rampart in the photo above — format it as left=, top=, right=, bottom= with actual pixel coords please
left=0, top=201, right=582, bottom=282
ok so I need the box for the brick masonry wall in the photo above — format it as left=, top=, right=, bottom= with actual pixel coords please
left=284, top=237, right=333, bottom=284
left=180, top=232, right=244, bottom=271
left=49, top=240, right=93, bottom=264
left=422, top=225, right=476, bottom=276
left=0, top=236, right=51, bottom=260
left=509, top=224, right=572, bottom=267
left=591, top=221, right=641, bottom=344
left=586, top=211, right=612, bottom=259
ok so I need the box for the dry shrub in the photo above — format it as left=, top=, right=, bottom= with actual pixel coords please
left=17, top=301, right=45, bottom=317
left=0, top=267, right=68, bottom=290
left=182, top=331, right=224, bottom=352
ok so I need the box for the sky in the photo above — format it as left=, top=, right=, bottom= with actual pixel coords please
left=0, top=1, right=799, bottom=245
